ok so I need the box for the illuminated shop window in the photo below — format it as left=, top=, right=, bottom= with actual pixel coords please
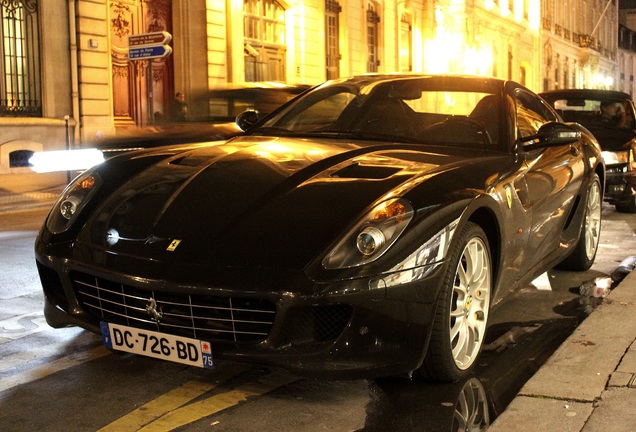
left=0, top=0, right=40, bottom=117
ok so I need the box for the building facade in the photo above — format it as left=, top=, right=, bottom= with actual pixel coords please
left=620, top=0, right=636, bottom=95
left=0, top=0, right=628, bottom=175
left=541, top=0, right=619, bottom=93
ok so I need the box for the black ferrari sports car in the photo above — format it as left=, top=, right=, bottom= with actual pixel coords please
left=36, top=74, right=604, bottom=382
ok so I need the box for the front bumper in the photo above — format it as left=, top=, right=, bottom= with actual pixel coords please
left=604, top=163, right=636, bottom=205
left=36, top=243, right=444, bottom=380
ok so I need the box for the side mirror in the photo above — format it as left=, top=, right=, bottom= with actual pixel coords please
left=520, top=122, right=581, bottom=150
left=236, top=110, right=260, bottom=131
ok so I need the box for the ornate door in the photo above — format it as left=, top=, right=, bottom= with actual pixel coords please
left=110, top=1, right=174, bottom=129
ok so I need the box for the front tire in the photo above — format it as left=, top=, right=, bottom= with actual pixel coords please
left=418, top=222, right=492, bottom=382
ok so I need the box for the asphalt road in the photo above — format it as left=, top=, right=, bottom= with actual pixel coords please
left=0, top=204, right=633, bottom=431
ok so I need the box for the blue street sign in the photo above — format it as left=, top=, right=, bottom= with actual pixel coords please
left=128, top=44, right=172, bottom=60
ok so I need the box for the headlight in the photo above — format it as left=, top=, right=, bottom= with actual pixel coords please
left=370, top=218, right=460, bottom=289
left=601, top=150, right=629, bottom=165
left=357, top=227, right=386, bottom=255
left=46, top=171, right=100, bottom=234
left=323, top=198, right=414, bottom=269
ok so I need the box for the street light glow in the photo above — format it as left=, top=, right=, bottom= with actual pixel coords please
left=424, top=5, right=493, bottom=76
left=29, top=149, right=105, bottom=173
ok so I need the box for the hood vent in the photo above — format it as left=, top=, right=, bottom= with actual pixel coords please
left=332, top=163, right=402, bottom=179
left=169, top=154, right=212, bottom=167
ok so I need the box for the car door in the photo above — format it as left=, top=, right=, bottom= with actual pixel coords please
left=515, top=89, right=586, bottom=271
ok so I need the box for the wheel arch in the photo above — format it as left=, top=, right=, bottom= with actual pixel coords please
left=595, top=164, right=606, bottom=198
left=466, top=206, right=501, bottom=295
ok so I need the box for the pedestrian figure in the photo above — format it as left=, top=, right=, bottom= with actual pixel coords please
left=169, top=92, right=188, bottom=122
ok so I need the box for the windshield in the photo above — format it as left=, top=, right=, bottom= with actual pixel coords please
left=552, top=97, right=635, bottom=130
left=254, top=77, right=501, bottom=148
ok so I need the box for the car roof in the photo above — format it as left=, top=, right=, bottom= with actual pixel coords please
left=341, top=73, right=505, bottom=84
left=322, top=74, right=512, bottom=95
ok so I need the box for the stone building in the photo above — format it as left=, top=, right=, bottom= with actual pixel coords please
left=619, top=0, right=636, bottom=96
left=0, top=0, right=624, bottom=176
left=541, top=0, right=619, bottom=93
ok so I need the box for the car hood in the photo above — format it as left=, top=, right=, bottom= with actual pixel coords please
left=80, top=136, right=493, bottom=272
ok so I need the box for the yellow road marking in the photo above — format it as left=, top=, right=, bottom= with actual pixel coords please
left=138, top=371, right=299, bottom=431
left=0, top=345, right=111, bottom=393
left=98, top=363, right=248, bottom=432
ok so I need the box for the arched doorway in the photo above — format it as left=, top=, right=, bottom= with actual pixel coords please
left=109, top=1, right=174, bottom=130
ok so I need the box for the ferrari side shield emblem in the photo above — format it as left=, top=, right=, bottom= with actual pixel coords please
left=505, top=185, right=513, bottom=209
left=167, top=239, right=181, bottom=251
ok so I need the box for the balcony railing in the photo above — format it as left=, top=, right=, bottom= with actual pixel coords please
left=578, top=34, right=595, bottom=49
left=0, top=100, right=42, bottom=117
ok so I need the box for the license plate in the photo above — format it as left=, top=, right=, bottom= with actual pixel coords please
left=100, top=322, right=214, bottom=369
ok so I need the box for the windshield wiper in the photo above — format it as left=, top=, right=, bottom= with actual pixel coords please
left=251, top=127, right=416, bottom=143
left=346, top=130, right=416, bottom=143
left=250, top=126, right=294, bottom=135
left=306, top=130, right=418, bottom=143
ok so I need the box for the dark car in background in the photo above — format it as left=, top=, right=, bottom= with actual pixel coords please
left=36, top=74, right=604, bottom=382
left=99, top=82, right=311, bottom=156
left=540, top=89, right=636, bottom=212
left=202, top=82, right=312, bottom=123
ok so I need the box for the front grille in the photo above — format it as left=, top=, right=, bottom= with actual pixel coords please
left=71, top=272, right=276, bottom=343
left=606, top=164, right=627, bottom=174
left=607, top=184, right=626, bottom=194
left=287, top=304, right=354, bottom=344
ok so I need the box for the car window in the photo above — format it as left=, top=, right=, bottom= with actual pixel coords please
left=259, top=78, right=502, bottom=148
left=551, top=97, right=635, bottom=130
left=279, top=91, right=357, bottom=131
left=207, top=87, right=309, bottom=121
left=515, top=90, right=557, bottom=138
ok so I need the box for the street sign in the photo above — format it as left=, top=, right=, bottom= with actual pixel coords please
left=128, top=31, right=173, bottom=60
left=128, top=44, right=173, bottom=60
left=128, top=31, right=172, bottom=47
left=126, top=32, right=173, bottom=123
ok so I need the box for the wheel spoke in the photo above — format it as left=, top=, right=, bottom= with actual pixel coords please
left=584, top=182, right=602, bottom=259
left=451, top=318, right=468, bottom=359
left=451, top=379, right=490, bottom=430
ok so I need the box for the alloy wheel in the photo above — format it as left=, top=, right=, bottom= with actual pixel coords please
left=449, top=236, right=491, bottom=370
left=585, top=180, right=602, bottom=261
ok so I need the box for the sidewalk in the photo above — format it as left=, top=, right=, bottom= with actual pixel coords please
left=0, top=171, right=67, bottom=213
left=489, top=269, right=636, bottom=432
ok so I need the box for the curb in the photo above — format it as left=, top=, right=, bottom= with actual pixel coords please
left=489, top=270, right=636, bottom=432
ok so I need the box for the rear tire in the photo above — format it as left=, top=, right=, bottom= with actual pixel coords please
left=417, top=222, right=491, bottom=382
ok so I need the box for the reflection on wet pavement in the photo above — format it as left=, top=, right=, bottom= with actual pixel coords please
left=357, top=318, right=579, bottom=431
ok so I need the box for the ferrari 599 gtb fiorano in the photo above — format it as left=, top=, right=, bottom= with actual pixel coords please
left=36, top=75, right=604, bottom=381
